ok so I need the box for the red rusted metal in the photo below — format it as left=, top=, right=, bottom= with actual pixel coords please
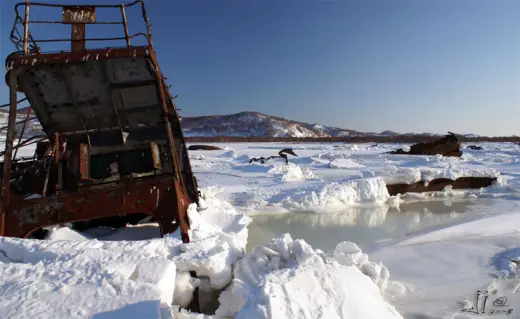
left=23, top=1, right=30, bottom=54
left=6, top=46, right=150, bottom=70
left=150, top=142, right=161, bottom=170
left=120, top=5, right=131, bottom=47
left=71, top=23, right=87, bottom=52
left=54, top=133, right=60, bottom=194
left=78, top=144, right=90, bottom=180
left=63, top=6, right=96, bottom=52
left=2, top=0, right=199, bottom=242
left=10, top=0, right=151, bottom=56
left=150, top=49, right=192, bottom=243
left=62, top=6, right=96, bottom=24
left=1, top=71, right=19, bottom=235
left=2, top=176, right=187, bottom=238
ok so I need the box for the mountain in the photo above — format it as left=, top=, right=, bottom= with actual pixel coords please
left=180, top=111, right=374, bottom=138
left=380, top=130, right=399, bottom=136
left=0, top=109, right=482, bottom=139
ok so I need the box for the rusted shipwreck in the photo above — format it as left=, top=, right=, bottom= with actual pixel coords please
left=385, top=133, right=497, bottom=195
left=389, top=132, right=462, bottom=157
left=0, top=1, right=199, bottom=242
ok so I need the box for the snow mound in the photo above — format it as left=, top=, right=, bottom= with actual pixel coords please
left=0, top=189, right=251, bottom=318
left=190, top=154, right=206, bottom=161
left=216, top=233, right=403, bottom=319
left=193, top=186, right=251, bottom=252
left=380, top=167, right=500, bottom=185
left=46, top=226, right=92, bottom=241
left=312, top=151, right=350, bottom=162
left=377, top=167, right=423, bottom=185
left=281, top=177, right=390, bottom=211
left=268, top=163, right=315, bottom=181
left=0, top=242, right=176, bottom=318
left=334, top=241, right=390, bottom=290
left=218, top=150, right=237, bottom=159
left=328, top=158, right=366, bottom=169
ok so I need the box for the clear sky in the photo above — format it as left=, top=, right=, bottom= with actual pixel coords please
left=1, top=0, right=520, bottom=136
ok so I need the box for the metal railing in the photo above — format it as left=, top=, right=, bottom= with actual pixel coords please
left=10, top=0, right=156, bottom=54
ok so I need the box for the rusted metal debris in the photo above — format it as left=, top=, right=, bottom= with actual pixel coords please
left=386, top=177, right=497, bottom=196
left=1, top=1, right=199, bottom=248
left=249, top=148, right=298, bottom=165
left=389, top=132, right=462, bottom=157
left=2, top=0, right=201, bottom=311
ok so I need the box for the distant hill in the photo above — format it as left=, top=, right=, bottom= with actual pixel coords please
left=0, top=109, right=508, bottom=142
left=180, top=111, right=398, bottom=138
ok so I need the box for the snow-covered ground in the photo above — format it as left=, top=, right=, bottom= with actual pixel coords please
left=2, top=141, right=520, bottom=318
left=188, top=142, right=520, bottom=318
left=190, top=142, right=518, bottom=215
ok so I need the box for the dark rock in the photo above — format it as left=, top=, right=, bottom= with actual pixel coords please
left=386, top=176, right=497, bottom=196
left=391, top=148, right=407, bottom=154
left=467, top=145, right=483, bottom=150
left=249, top=148, right=298, bottom=165
left=27, top=228, right=50, bottom=240
left=388, top=132, right=462, bottom=157
left=188, top=145, right=223, bottom=151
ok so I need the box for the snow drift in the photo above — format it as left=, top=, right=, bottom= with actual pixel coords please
left=216, top=233, right=402, bottom=319
left=280, top=177, right=390, bottom=211
left=0, top=186, right=251, bottom=318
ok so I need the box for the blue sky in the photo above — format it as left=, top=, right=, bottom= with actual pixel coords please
left=1, top=0, right=520, bottom=136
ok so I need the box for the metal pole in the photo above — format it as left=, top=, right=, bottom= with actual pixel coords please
left=140, top=0, right=155, bottom=49
left=54, top=133, right=61, bottom=195
left=151, top=65, right=190, bottom=243
left=120, top=5, right=131, bottom=47
left=23, top=1, right=30, bottom=54
left=13, top=107, right=33, bottom=159
left=1, top=71, right=20, bottom=236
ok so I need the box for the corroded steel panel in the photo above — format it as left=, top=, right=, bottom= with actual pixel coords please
left=3, top=176, right=177, bottom=238
left=62, top=6, right=96, bottom=24
left=62, top=7, right=96, bottom=52
left=150, top=142, right=161, bottom=170
left=15, top=56, right=164, bottom=135
left=6, top=47, right=151, bottom=70
left=79, top=143, right=90, bottom=180
left=71, top=23, right=87, bottom=52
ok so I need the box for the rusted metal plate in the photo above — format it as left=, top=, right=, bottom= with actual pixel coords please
left=62, top=6, right=96, bottom=24
left=6, top=46, right=151, bottom=70
left=79, top=143, right=90, bottom=180
left=150, top=142, right=161, bottom=170
left=153, top=178, right=191, bottom=241
left=2, top=176, right=192, bottom=238
left=71, top=24, right=86, bottom=52
left=1, top=71, right=19, bottom=236
left=14, top=56, right=164, bottom=135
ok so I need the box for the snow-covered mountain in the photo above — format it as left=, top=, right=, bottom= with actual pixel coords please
left=180, top=111, right=381, bottom=138
left=0, top=109, right=480, bottom=139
